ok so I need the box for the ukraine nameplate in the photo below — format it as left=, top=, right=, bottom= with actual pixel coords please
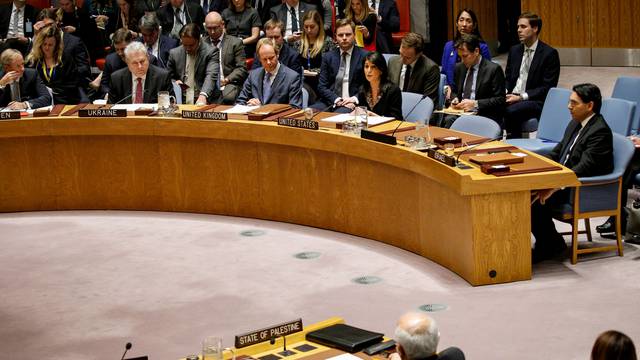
left=0, top=111, right=20, bottom=120
left=181, top=110, right=228, bottom=120
left=235, top=318, right=303, bottom=348
left=277, top=117, right=319, bottom=130
left=78, top=109, right=127, bottom=117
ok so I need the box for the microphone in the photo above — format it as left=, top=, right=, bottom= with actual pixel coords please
left=455, top=135, right=503, bottom=165
left=310, top=102, right=337, bottom=120
left=120, top=342, right=132, bottom=360
left=270, top=335, right=294, bottom=356
left=112, top=89, right=146, bottom=105
left=391, top=93, right=428, bottom=137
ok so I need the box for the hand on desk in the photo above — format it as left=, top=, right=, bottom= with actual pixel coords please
left=506, top=94, right=522, bottom=104
left=452, top=99, right=477, bottom=112
left=247, top=98, right=262, bottom=106
left=335, top=96, right=357, bottom=110
left=531, top=188, right=558, bottom=205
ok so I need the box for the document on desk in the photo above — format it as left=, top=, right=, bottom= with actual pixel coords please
left=221, top=105, right=260, bottom=114
left=112, top=104, right=158, bottom=111
left=326, top=354, right=362, bottom=360
left=322, top=113, right=395, bottom=126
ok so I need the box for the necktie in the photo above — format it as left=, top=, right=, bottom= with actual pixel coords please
left=560, top=124, right=583, bottom=165
left=403, top=65, right=412, bottom=91
left=370, top=0, right=376, bottom=10
left=262, top=72, right=272, bottom=103
left=202, top=0, right=209, bottom=13
left=255, top=0, right=263, bottom=14
left=334, top=52, right=347, bottom=97
left=171, top=8, right=183, bottom=37
left=185, top=55, right=196, bottom=104
left=11, top=8, right=20, bottom=37
left=290, top=7, right=298, bottom=33
left=175, top=8, right=183, bottom=25
left=147, top=45, right=153, bottom=56
left=514, top=48, right=533, bottom=94
left=462, top=66, right=474, bottom=100
left=10, top=81, right=21, bottom=102
left=135, top=78, right=143, bottom=104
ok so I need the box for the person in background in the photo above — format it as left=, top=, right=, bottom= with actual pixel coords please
left=391, top=312, right=465, bottom=360
left=0, top=0, right=38, bottom=56
left=251, top=19, right=302, bottom=76
left=357, top=51, right=402, bottom=119
left=221, top=0, right=261, bottom=58
left=0, top=48, right=51, bottom=109
left=344, top=0, right=376, bottom=51
left=369, top=0, right=399, bottom=53
left=591, top=330, right=637, bottom=360
left=156, top=0, right=205, bottom=39
left=113, top=0, right=140, bottom=38
left=269, top=0, right=316, bottom=44
left=138, top=12, right=179, bottom=68
left=57, top=0, right=104, bottom=62
left=388, top=32, right=439, bottom=102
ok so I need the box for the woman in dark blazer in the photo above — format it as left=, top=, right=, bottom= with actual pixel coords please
left=357, top=52, right=402, bottom=119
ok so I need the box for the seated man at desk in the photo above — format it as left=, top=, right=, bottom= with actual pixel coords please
left=108, top=42, right=174, bottom=104
left=0, top=48, right=51, bottom=110
left=391, top=312, right=465, bottom=360
left=236, top=38, right=302, bottom=108
left=531, top=83, right=613, bottom=263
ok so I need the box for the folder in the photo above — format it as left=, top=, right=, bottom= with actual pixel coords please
left=305, top=324, right=383, bottom=353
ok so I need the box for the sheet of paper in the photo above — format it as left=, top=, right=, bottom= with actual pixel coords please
left=325, top=354, right=362, bottom=360
left=111, top=104, right=157, bottom=111
left=221, top=105, right=260, bottom=114
left=322, top=113, right=394, bottom=126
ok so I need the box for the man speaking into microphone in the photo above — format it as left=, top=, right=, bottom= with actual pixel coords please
left=109, top=42, right=174, bottom=105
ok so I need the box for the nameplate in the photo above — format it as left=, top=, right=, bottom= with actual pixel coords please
left=427, top=148, right=457, bottom=166
left=360, top=129, right=397, bottom=145
left=78, top=109, right=127, bottom=117
left=277, top=117, right=319, bottom=130
left=235, top=318, right=303, bottom=348
left=0, top=111, right=20, bottom=120
left=181, top=110, right=228, bottom=120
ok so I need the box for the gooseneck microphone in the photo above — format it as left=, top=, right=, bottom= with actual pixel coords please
left=455, top=135, right=503, bottom=165
left=112, top=89, right=147, bottom=105
left=390, top=93, right=428, bottom=137
left=121, top=342, right=132, bottom=360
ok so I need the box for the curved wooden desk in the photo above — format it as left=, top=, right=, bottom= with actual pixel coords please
left=0, top=115, right=578, bottom=285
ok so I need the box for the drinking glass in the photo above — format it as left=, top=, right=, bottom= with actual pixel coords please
left=202, top=336, right=223, bottom=360
left=157, top=91, right=176, bottom=116
left=355, top=106, right=368, bottom=131
left=444, top=143, right=455, bottom=157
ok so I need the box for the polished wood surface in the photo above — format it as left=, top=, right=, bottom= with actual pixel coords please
left=0, top=114, right=578, bottom=285
left=521, top=0, right=590, bottom=47
left=453, top=0, right=499, bottom=41
left=592, top=0, right=640, bottom=48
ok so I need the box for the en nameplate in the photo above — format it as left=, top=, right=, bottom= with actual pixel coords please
left=0, top=111, right=21, bottom=120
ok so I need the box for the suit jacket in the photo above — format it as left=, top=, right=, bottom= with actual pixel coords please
left=203, top=34, right=248, bottom=103
left=34, top=53, right=81, bottom=104
left=269, top=2, right=317, bottom=35
left=441, top=40, right=491, bottom=88
left=0, top=68, right=51, bottom=109
left=357, top=82, right=403, bottom=119
left=452, top=57, right=506, bottom=122
left=253, top=0, right=282, bottom=28
left=62, top=33, right=91, bottom=87
left=100, top=52, right=160, bottom=95
left=504, top=40, right=560, bottom=104
left=252, top=43, right=302, bottom=75
left=0, top=4, right=37, bottom=39
left=388, top=54, right=439, bottom=102
left=108, top=64, right=174, bottom=104
left=236, top=63, right=302, bottom=108
left=137, top=35, right=180, bottom=69
left=168, top=42, right=220, bottom=102
left=317, top=46, right=369, bottom=105
left=134, top=0, right=162, bottom=18
left=157, top=2, right=205, bottom=38
left=549, top=114, right=613, bottom=178
left=375, top=0, right=400, bottom=53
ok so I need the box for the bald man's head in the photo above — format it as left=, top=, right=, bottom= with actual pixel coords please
left=205, top=12, right=224, bottom=41
left=395, top=313, right=439, bottom=360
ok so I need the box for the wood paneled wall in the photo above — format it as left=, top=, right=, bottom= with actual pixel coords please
left=592, top=0, right=640, bottom=48
left=450, top=0, right=499, bottom=41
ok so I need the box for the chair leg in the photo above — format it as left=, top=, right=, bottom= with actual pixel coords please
left=584, top=218, right=592, bottom=242
left=571, top=219, right=579, bottom=264
left=615, top=214, right=624, bottom=257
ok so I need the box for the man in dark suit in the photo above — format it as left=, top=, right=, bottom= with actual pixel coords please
left=198, top=0, right=228, bottom=14
left=0, top=0, right=37, bottom=55
left=138, top=12, right=180, bottom=69
left=392, top=312, right=465, bottom=360
left=252, top=0, right=281, bottom=30
left=314, top=19, right=368, bottom=113
left=388, top=32, right=439, bottom=102
left=504, top=12, right=560, bottom=138
left=251, top=20, right=302, bottom=75
left=371, top=0, right=400, bottom=54
left=269, top=0, right=316, bottom=44
left=167, top=23, right=219, bottom=104
left=157, top=0, right=205, bottom=39
left=0, top=49, right=51, bottom=109
left=203, top=11, right=248, bottom=104
left=445, top=34, right=505, bottom=126
left=108, top=42, right=174, bottom=104
left=531, top=83, right=613, bottom=263
left=236, top=38, right=302, bottom=108
left=134, top=0, right=162, bottom=19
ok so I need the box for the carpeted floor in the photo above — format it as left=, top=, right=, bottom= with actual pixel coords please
left=0, top=210, right=639, bottom=360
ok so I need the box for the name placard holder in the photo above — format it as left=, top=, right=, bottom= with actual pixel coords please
left=78, top=109, right=127, bottom=118
left=181, top=110, right=228, bottom=121
left=427, top=148, right=457, bottom=166
left=277, top=117, right=319, bottom=130
left=0, top=111, right=21, bottom=120
left=235, top=319, right=303, bottom=348
left=360, top=129, right=397, bottom=145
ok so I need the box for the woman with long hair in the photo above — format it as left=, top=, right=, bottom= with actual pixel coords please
left=591, top=330, right=637, bottom=360
left=26, top=25, right=80, bottom=104
left=294, top=10, right=336, bottom=99
left=221, top=0, right=261, bottom=58
left=357, top=51, right=402, bottom=119
left=345, top=0, right=376, bottom=50
left=441, top=8, right=492, bottom=87
left=114, top=0, right=140, bottom=38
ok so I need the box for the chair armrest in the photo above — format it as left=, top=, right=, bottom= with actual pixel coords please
left=578, top=174, right=623, bottom=184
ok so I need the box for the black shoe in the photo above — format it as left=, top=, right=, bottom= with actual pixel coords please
left=532, top=241, right=567, bottom=264
left=596, top=217, right=616, bottom=234
left=626, top=234, right=640, bottom=245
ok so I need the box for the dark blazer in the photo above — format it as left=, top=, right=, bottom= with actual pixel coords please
left=0, top=68, right=51, bottom=109
left=549, top=114, right=613, bottom=177
left=134, top=0, right=161, bottom=18
left=269, top=2, right=317, bottom=35
left=0, top=4, right=37, bottom=39
left=357, top=82, right=403, bottom=119
left=252, top=43, right=302, bottom=75
left=100, top=52, right=160, bottom=95
left=452, top=57, right=506, bottom=122
left=108, top=64, right=174, bottom=104
left=203, top=34, right=248, bottom=103
left=375, top=0, right=400, bottom=53
left=253, top=0, right=282, bottom=28
left=388, top=54, right=439, bottom=102
left=62, top=33, right=91, bottom=87
left=236, top=63, right=303, bottom=108
left=137, top=35, right=180, bottom=69
left=317, top=46, right=369, bottom=105
left=157, top=2, right=205, bottom=38
left=167, top=42, right=220, bottom=102
left=504, top=40, right=560, bottom=104
left=34, top=53, right=81, bottom=104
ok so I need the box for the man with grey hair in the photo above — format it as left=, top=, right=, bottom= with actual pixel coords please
left=391, top=312, right=465, bottom=360
left=108, top=41, right=173, bottom=104
left=0, top=48, right=50, bottom=109
left=139, top=12, right=179, bottom=68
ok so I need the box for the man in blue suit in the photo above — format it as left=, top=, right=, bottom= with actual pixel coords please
left=314, top=19, right=368, bottom=113
left=251, top=20, right=302, bottom=76
left=237, top=38, right=302, bottom=108
left=0, top=49, right=51, bottom=109
left=138, top=12, right=179, bottom=69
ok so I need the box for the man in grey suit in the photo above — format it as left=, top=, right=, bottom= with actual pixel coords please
left=236, top=38, right=302, bottom=108
left=167, top=23, right=219, bottom=105
left=270, top=0, right=316, bottom=44
left=203, top=11, right=248, bottom=104
left=388, top=33, right=440, bottom=102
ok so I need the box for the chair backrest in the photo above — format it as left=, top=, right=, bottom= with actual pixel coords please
left=437, top=74, right=446, bottom=110
left=401, top=92, right=434, bottom=124
left=450, top=115, right=502, bottom=138
left=611, top=133, right=636, bottom=179
left=302, top=87, right=309, bottom=108
left=382, top=53, right=394, bottom=65
left=391, top=0, right=410, bottom=47
left=601, top=97, right=636, bottom=135
left=172, top=80, right=183, bottom=104
left=611, top=76, right=640, bottom=132
left=537, top=87, right=572, bottom=142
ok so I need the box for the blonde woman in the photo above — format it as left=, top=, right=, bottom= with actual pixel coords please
left=26, top=25, right=80, bottom=104
left=295, top=10, right=336, bottom=74
left=345, top=0, right=376, bottom=50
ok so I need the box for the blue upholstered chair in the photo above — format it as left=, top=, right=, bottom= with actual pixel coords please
left=552, top=133, right=635, bottom=264
left=401, top=92, right=434, bottom=124
left=507, top=87, right=572, bottom=156
left=611, top=76, right=640, bottom=132
left=382, top=53, right=394, bottom=65
left=601, top=98, right=636, bottom=135
left=437, top=74, right=446, bottom=110
left=450, top=115, right=502, bottom=139
left=302, top=87, right=309, bottom=109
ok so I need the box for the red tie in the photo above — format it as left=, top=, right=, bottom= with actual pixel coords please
left=135, top=78, right=143, bottom=104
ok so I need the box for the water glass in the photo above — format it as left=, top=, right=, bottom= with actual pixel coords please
left=355, top=106, right=368, bottom=130
left=202, top=336, right=223, bottom=360
left=444, top=143, right=456, bottom=156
